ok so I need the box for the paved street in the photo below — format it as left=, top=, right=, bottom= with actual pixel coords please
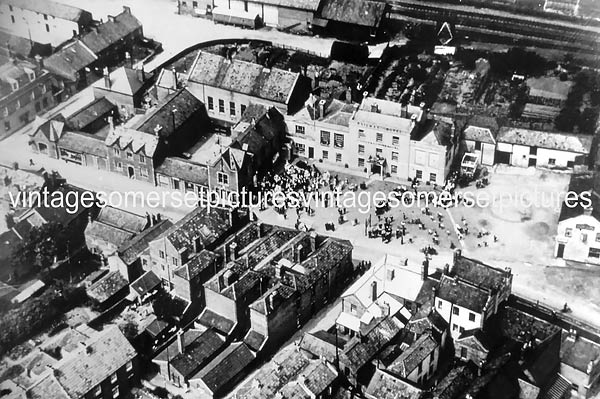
left=57, top=0, right=335, bottom=71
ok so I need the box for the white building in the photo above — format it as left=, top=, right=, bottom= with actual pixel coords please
left=495, top=127, right=592, bottom=169
left=0, top=0, right=93, bottom=47
left=385, top=332, right=440, bottom=386
left=462, top=116, right=499, bottom=166
left=434, top=252, right=512, bottom=339
left=555, top=174, right=600, bottom=265
left=336, top=254, right=425, bottom=337
left=287, top=96, right=459, bottom=185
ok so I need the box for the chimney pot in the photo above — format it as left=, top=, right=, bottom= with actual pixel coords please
left=177, top=331, right=185, bottom=354
left=371, top=281, right=377, bottom=302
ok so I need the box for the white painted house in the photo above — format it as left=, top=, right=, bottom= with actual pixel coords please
left=462, top=115, right=499, bottom=166
left=555, top=173, right=600, bottom=265
left=495, top=127, right=592, bottom=169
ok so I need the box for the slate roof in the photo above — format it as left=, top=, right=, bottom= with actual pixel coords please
left=248, top=0, right=320, bottom=11
left=496, top=127, right=592, bottom=154
left=319, top=0, right=387, bottom=27
left=436, top=275, right=490, bottom=313
left=58, top=130, right=108, bottom=157
left=118, top=219, right=173, bottom=265
left=173, top=250, right=219, bottom=280
left=557, top=172, right=600, bottom=222
left=155, top=157, right=209, bottom=186
left=162, top=206, right=232, bottom=252
left=365, top=369, right=423, bottom=399
left=136, top=88, right=203, bottom=139
left=541, top=373, right=571, bottom=399
left=456, top=328, right=492, bottom=352
left=93, top=67, right=145, bottom=96
left=130, top=271, right=161, bottom=297
left=3, top=0, right=88, bottom=21
left=153, top=329, right=204, bottom=362
left=499, top=306, right=560, bottom=343
left=86, top=270, right=128, bottom=304
left=298, top=331, right=340, bottom=364
left=298, top=360, right=338, bottom=396
left=95, top=206, right=147, bottom=234
left=44, top=40, right=97, bottom=82
left=170, top=329, right=226, bottom=379
left=198, top=308, right=236, bottom=336
left=433, top=364, right=477, bottom=399
left=105, top=125, right=159, bottom=157
left=85, top=221, right=134, bottom=249
left=27, top=326, right=136, bottom=399
left=65, top=97, right=116, bottom=132
left=81, top=9, right=142, bottom=54
left=301, top=97, right=358, bottom=128
left=450, top=255, right=510, bottom=292
left=464, top=116, right=499, bottom=144
left=190, top=342, right=255, bottom=394
left=189, top=51, right=299, bottom=105
left=30, top=115, right=66, bottom=142
left=388, top=332, right=438, bottom=377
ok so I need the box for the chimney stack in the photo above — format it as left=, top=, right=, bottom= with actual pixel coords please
left=193, top=236, right=201, bottom=253
left=177, top=331, right=185, bottom=354
left=346, top=86, right=352, bottom=103
left=172, top=68, right=178, bottom=88
left=309, top=232, right=317, bottom=253
left=103, top=67, right=111, bottom=89
left=123, top=5, right=131, bottom=14
left=137, top=65, right=146, bottom=82
left=34, top=54, right=44, bottom=70
left=318, top=100, right=326, bottom=120
left=583, top=206, right=593, bottom=217
left=296, top=244, right=303, bottom=263
left=229, top=242, right=237, bottom=261
left=371, top=281, right=377, bottom=302
left=422, top=257, right=429, bottom=281
left=453, top=249, right=462, bottom=268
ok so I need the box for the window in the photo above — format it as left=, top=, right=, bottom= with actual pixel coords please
left=172, top=257, right=178, bottom=266
left=548, top=158, right=556, bottom=165
left=350, top=303, right=357, bottom=315
left=229, top=101, right=235, bottom=116
left=589, top=248, right=600, bottom=258
left=35, top=102, right=41, bottom=112
left=391, top=165, right=397, bottom=174
left=429, top=173, right=437, bottom=182
left=392, top=136, right=399, bottom=145
left=596, top=233, right=600, bottom=242
left=126, top=361, right=133, bottom=373
left=452, top=323, right=458, bottom=331
left=452, top=307, right=459, bottom=315
left=358, top=158, right=365, bottom=167
left=42, top=98, right=48, bottom=108
left=565, top=228, right=572, bottom=237
left=45, top=24, right=49, bottom=32
left=159, top=250, right=165, bottom=259
left=244, top=1, right=248, bottom=11
left=358, top=144, right=365, bottom=154
left=93, top=386, right=102, bottom=397
left=207, top=96, right=214, bottom=110
left=113, top=148, right=120, bottom=156
left=217, top=172, right=229, bottom=185
left=358, top=129, right=365, bottom=138
left=193, top=0, right=198, bottom=6
left=218, top=99, right=225, bottom=113
left=140, top=168, right=148, bottom=177
left=392, top=151, right=398, bottom=161
left=15, top=99, right=20, bottom=109
left=9, top=5, right=13, bottom=11
left=336, top=153, right=342, bottom=162
left=320, top=130, right=330, bottom=146
left=376, top=133, right=383, bottom=142
left=111, top=373, right=118, bottom=384
left=437, top=300, right=442, bottom=309
left=139, top=154, right=145, bottom=163
left=376, top=148, right=382, bottom=155
left=3, top=121, right=9, bottom=131
left=460, top=347, right=467, bottom=358
left=112, top=386, right=119, bottom=399
left=469, top=312, right=475, bottom=321
left=334, top=133, right=344, bottom=148
left=240, top=104, right=246, bottom=115
left=430, top=351, right=435, bottom=361
left=43, top=13, right=48, bottom=20
left=10, top=15, right=15, bottom=23
left=415, top=170, right=423, bottom=179
left=475, top=141, right=482, bottom=151
left=115, top=161, right=122, bottom=168
left=460, top=326, right=465, bottom=333
left=417, top=363, right=422, bottom=374
left=295, top=125, right=305, bottom=134
left=295, top=143, right=306, bottom=154
left=529, top=146, right=537, bottom=155
left=322, top=150, right=328, bottom=160
left=582, top=233, right=588, bottom=243
left=126, top=152, right=133, bottom=159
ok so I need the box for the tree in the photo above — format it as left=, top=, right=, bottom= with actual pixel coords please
left=579, top=108, right=599, bottom=135
left=10, top=222, right=66, bottom=272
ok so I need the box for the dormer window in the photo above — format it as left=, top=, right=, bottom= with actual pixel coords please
left=10, top=81, right=18, bottom=91
left=15, top=100, right=20, bottom=109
